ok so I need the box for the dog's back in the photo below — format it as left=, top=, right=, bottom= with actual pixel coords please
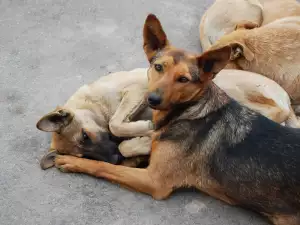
left=64, top=68, right=148, bottom=111
left=261, top=0, right=300, bottom=25
left=159, top=89, right=300, bottom=216
left=206, top=100, right=300, bottom=214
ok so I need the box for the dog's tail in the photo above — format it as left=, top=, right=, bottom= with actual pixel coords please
left=199, top=10, right=212, bottom=52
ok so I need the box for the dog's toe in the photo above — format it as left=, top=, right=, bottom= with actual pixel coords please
left=55, top=155, right=79, bottom=173
left=57, top=166, right=70, bottom=173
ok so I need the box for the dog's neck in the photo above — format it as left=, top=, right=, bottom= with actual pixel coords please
left=153, top=82, right=231, bottom=130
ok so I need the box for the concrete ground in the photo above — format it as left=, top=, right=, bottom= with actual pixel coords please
left=0, top=0, right=268, bottom=224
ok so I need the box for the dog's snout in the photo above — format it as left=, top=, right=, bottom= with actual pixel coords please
left=147, top=92, right=162, bottom=106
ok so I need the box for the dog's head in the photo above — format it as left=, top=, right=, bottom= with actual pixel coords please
left=143, top=14, right=231, bottom=110
left=36, top=107, right=123, bottom=169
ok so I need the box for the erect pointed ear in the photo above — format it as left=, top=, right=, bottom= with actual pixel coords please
left=36, top=108, right=74, bottom=132
left=143, top=14, right=170, bottom=62
left=197, top=46, right=231, bottom=80
left=229, top=41, right=254, bottom=61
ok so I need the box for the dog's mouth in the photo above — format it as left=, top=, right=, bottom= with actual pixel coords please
left=40, top=149, right=58, bottom=170
left=148, top=103, right=158, bottom=110
left=147, top=102, right=168, bottom=111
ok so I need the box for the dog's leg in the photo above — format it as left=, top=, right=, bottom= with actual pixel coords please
left=268, top=214, right=300, bottom=225
left=55, top=155, right=172, bottom=200
left=109, top=84, right=153, bottom=137
left=121, top=155, right=149, bottom=168
left=119, top=136, right=152, bottom=157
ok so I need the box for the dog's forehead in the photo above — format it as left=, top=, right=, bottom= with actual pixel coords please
left=154, top=49, right=195, bottom=64
left=158, top=49, right=200, bottom=81
left=165, top=49, right=195, bottom=64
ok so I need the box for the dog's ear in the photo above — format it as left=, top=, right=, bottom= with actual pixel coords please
left=36, top=108, right=74, bottom=132
left=235, top=21, right=259, bottom=31
left=143, top=14, right=170, bottom=62
left=40, top=149, right=57, bottom=170
left=197, top=46, right=231, bottom=80
left=230, top=42, right=254, bottom=61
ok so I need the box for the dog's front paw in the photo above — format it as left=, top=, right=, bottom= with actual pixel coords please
left=55, top=155, right=81, bottom=173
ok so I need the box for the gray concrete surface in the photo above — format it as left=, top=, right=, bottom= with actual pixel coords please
left=0, top=0, right=268, bottom=224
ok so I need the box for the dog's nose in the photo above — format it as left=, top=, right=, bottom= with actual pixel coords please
left=147, top=92, right=162, bottom=106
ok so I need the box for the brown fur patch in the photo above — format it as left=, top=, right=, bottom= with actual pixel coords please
left=167, top=50, right=186, bottom=64
left=50, top=133, right=81, bottom=156
left=247, top=92, right=277, bottom=107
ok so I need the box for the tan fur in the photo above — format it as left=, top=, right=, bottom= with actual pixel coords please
left=213, top=69, right=299, bottom=126
left=199, top=0, right=263, bottom=51
left=199, top=0, right=300, bottom=51
left=210, top=16, right=300, bottom=112
left=37, top=68, right=153, bottom=162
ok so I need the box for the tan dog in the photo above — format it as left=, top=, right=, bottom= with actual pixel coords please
left=208, top=16, right=300, bottom=114
left=199, top=0, right=300, bottom=51
left=37, top=68, right=153, bottom=169
left=37, top=65, right=300, bottom=170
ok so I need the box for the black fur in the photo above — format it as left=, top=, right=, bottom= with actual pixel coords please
left=203, top=59, right=215, bottom=73
left=159, top=102, right=228, bottom=143
left=210, top=112, right=300, bottom=214
left=81, top=132, right=125, bottom=164
left=158, top=95, right=300, bottom=215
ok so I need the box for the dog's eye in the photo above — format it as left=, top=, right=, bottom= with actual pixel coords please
left=177, top=76, right=189, bottom=83
left=81, top=129, right=90, bottom=142
left=154, top=64, right=163, bottom=72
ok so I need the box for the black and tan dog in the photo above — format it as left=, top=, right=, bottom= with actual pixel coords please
left=53, top=15, right=300, bottom=225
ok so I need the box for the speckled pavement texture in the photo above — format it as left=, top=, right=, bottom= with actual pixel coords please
left=0, top=0, right=269, bottom=224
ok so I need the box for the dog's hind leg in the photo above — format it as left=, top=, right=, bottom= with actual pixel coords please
left=55, top=155, right=173, bottom=200
left=109, top=84, right=153, bottom=137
